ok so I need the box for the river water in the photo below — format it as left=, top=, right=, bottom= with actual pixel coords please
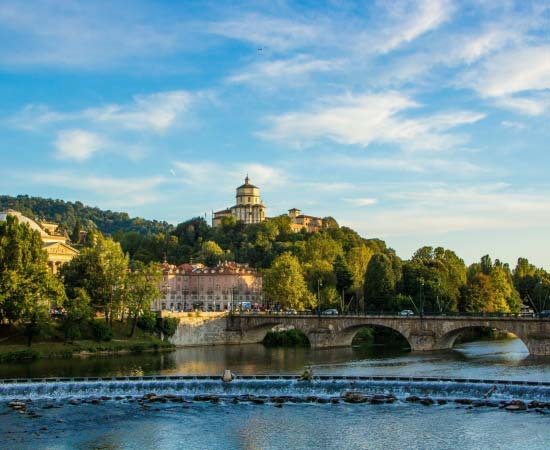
left=1, top=339, right=550, bottom=449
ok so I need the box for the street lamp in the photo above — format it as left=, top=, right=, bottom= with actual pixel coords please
left=317, top=279, right=323, bottom=317
left=419, top=278, right=425, bottom=319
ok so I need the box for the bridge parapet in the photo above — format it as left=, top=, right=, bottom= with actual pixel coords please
left=226, top=314, right=550, bottom=355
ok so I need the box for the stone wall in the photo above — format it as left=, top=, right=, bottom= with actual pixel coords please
left=162, top=312, right=257, bottom=347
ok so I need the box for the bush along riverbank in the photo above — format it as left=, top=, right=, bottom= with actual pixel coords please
left=263, top=329, right=310, bottom=347
left=0, top=317, right=178, bottom=363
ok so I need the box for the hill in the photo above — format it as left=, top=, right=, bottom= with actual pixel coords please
left=0, top=195, right=174, bottom=236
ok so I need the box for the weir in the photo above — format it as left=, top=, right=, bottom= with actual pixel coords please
left=2, top=375, right=550, bottom=403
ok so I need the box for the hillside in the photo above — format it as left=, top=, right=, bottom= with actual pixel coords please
left=0, top=195, right=174, bottom=236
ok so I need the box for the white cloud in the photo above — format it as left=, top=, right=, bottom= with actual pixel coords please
left=367, top=0, right=454, bottom=53
left=25, top=172, right=167, bottom=207
left=172, top=161, right=288, bottom=190
left=347, top=183, right=550, bottom=237
left=209, top=14, right=321, bottom=52
left=329, top=154, right=487, bottom=175
left=495, top=95, right=550, bottom=116
left=501, top=120, right=526, bottom=130
left=12, top=90, right=195, bottom=133
left=7, top=104, right=71, bottom=130
left=463, top=46, right=550, bottom=98
left=260, top=92, right=484, bottom=151
left=344, top=197, right=378, bottom=206
left=227, top=55, right=341, bottom=86
left=0, top=1, right=183, bottom=68
left=54, top=129, right=104, bottom=162
left=83, top=91, right=193, bottom=132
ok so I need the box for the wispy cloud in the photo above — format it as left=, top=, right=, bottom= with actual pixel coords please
left=368, top=0, right=455, bottom=54
left=347, top=182, right=550, bottom=237
left=209, top=13, right=321, bottom=52
left=344, top=197, right=378, bottom=207
left=0, top=0, right=186, bottom=68
left=172, top=161, right=288, bottom=190
left=329, top=154, right=488, bottom=176
left=501, top=120, right=526, bottom=130
left=260, top=92, right=484, bottom=151
left=10, top=90, right=195, bottom=133
left=23, top=171, right=168, bottom=207
left=227, top=55, right=341, bottom=87
left=463, top=46, right=550, bottom=98
left=54, top=129, right=104, bottom=162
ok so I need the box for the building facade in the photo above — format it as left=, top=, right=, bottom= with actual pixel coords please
left=213, top=176, right=266, bottom=227
left=0, top=209, right=79, bottom=273
left=287, top=208, right=323, bottom=233
left=152, top=261, right=263, bottom=312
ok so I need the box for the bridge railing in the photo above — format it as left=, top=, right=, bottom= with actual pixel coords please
left=230, top=310, right=543, bottom=319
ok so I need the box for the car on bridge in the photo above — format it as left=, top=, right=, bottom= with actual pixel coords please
left=538, top=310, right=550, bottom=318
left=321, top=309, right=339, bottom=315
left=398, top=309, right=415, bottom=316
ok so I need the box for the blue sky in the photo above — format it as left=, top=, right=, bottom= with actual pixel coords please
left=1, top=0, right=550, bottom=269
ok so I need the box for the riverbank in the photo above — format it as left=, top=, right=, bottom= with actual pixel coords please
left=0, top=340, right=174, bottom=363
left=0, top=321, right=174, bottom=363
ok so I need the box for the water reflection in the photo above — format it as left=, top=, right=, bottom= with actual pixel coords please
left=1, top=338, right=549, bottom=381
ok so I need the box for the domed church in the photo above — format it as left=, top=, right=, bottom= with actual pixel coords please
left=212, top=175, right=266, bottom=227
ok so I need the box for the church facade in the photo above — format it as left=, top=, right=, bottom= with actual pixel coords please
left=212, top=176, right=266, bottom=227
left=0, top=209, right=79, bottom=274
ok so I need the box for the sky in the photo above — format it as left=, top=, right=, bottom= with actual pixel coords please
left=1, top=0, right=549, bottom=269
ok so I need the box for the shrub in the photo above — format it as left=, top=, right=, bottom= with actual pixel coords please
left=155, top=317, right=179, bottom=340
left=90, top=320, right=113, bottom=342
left=0, top=349, right=40, bottom=362
left=263, top=329, right=310, bottom=347
left=137, top=312, right=157, bottom=333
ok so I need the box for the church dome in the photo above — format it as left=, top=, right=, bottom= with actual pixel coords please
left=237, top=175, right=258, bottom=190
left=0, top=209, right=47, bottom=236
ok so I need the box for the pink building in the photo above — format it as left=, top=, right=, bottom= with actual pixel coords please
left=152, top=261, right=263, bottom=312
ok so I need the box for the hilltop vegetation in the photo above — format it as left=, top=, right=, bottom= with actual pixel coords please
left=2, top=195, right=549, bottom=316
left=0, top=195, right=173, bottom=236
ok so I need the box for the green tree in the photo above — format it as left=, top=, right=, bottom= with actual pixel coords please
left=71, top=218, right=81, bottom=244
left=364, top=253, right=400, bottom=312
left=197, top=240, right=225, bottom=266
left=61, top=236, right=128, bottom=322
left=264, top=252, right=315, bottom=310
left=333, top=254, right=353, bottom=300
left=126, top=262, right=162, bottom=337
left=61, top=288, right=92, bottom=342
left=0, top=216, right=65, bottom=344
left=460, top=273, right=494, bottom=313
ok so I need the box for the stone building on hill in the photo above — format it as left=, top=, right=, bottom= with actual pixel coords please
left=0, top=209, right=79, bottom=274
left=152, top=261, right=263, bottom=312
left=287, top=208, right=323, bottom=233
left=212, top=175, right=266, bottom=227
left=212, top=176, right=324, bottom=233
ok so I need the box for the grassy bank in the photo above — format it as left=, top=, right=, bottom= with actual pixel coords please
left=0, top=321, right=174, bottom=363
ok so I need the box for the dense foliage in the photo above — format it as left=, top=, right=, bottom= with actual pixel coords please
left=263, top=329, right=310, bottom=347
left=0, top=216, right=66, bottom=345
left=0, top=217, right=163, bottom=345
left=2, top=195, right=549, bottom=320
left=0, top=195, right=173, bottom=236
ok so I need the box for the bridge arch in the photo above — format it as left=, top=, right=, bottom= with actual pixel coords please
left=437, top=325, right=528, bottom=352
left=327, top=323, right=412, bottom=349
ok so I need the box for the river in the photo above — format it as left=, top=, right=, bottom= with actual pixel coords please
left=1, top=338, right=549, bottom=449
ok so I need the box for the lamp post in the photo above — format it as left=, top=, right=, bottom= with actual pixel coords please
left=317, top=279, right=323, bottom=317
left=419, top=278, right=425, bottom=319
left=232, top=286, right=238, bottom=314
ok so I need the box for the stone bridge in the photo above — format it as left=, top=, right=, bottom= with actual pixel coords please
left=225, top=314, right=550, bottom=355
